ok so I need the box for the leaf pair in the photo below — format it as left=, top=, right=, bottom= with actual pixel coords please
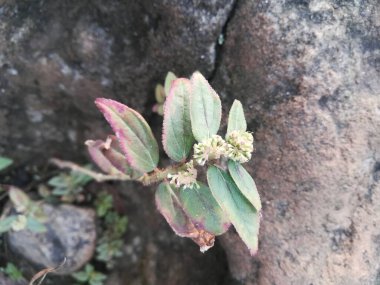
left=155, top=181, right=230, bottom=252
left=162, top=71, right=224, bottom=161
left=86, top=135, right=141, bottom=179
left=207, top=161, right=261, bottom=255
left=94, top=99, right=159, bottom=174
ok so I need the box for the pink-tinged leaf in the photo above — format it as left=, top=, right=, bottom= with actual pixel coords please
left=155, top=182, right=215, bottom=252
left=179, top=182, right=230, bottom=235
left=190, top=71, right=222, bottom=142
left=95, top=98, right=159, bottom=173
left=86, top=136, right=142, bottom=179
left=162, top=78, right=195, bottom=162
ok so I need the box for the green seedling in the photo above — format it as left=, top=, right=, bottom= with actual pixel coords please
left=87, top=71, right=261, bottom=254
left=47, top=168, right=93, bottom=203
left=72, top=264, right=106, bottom=285
left=94, top=192, right=128, bottom=269
left=0, top=187, right=47, bottom=234
left=0, top=262, right=25, bottom=282
left=153, top=72, right=177, bottom=115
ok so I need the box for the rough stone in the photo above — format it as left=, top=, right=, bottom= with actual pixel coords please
left=0, top=0, right=234, bottom=163
left=212, top=0, right=380, bottom=284
left=7, top=204, right=96, bottom=274
left=1, top=0, right=380, bottom=284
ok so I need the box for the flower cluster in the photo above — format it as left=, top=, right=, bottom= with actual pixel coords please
left=192, top=132, right=254, bottom=166
left=226, top=131, right=254, bottom=163
left=167, top=161, right=199, bottom=189
left=193, top=135, right=228, bottom=166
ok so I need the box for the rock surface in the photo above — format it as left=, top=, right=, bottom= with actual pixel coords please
left=1, top=0, right=380, bottom=284
left=7, top=204, right=96, bottom=274
left=0, top=0, right=234, bottom=163
left=212, top=0, right=380, bottom=284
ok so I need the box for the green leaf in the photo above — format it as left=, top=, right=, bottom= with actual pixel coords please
left=0, top=156, right=13, bottom=171
left=91, top=272, right=106, bottom=283
left=190, top=71, right=222, bottom=142
left=26, top=217, right=47, bottom=233
left=179, top=182, right=230, bottom=235
left=207, top=166, right=260, bottom=255
left=164, top=71, right=177, bottom=97
left=47, top=176, right=67, bottom=188
left=227, top=100, right=247, bottom=136
left=51, top=188, right=68, bottom=196
left=71, top=169, right=93, bottom=186
left=72, top=270, right=89, bottom=282
left=162, top=78, right=195, bottom=162
left=0, top=216, right=18, bottom=233
left=4, top=262, right=24, bottom=281
left=228, top=160, right=261, bottom=211
left=95, top=193, right=113, bottom=217
left=95, top=98, right=159, bottom=173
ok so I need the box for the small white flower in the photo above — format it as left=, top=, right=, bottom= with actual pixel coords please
left=167, top=161, right=199, bottom=189
left=193, top=135, right=228, bottom=166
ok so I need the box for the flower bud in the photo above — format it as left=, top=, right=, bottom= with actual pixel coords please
left=226, top=131, right=254, bottom=163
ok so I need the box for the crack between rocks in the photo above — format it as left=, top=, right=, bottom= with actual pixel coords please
left=208, top=0, right=239, bottom=81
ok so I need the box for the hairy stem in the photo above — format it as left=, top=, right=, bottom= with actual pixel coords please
left=50, top=158, right=131, bottom=182
left=138, top=164, right=187, bottom=186
left=50, top=158, right=187, bottom=186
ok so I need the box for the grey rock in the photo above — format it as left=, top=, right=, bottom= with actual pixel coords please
left=212, top=0, right=380, bottom=284
left=0, top=0, right=234, bottom=163
left=7, top=204, right=96, bottom=274
left=1, top=0, right=380, bottom=284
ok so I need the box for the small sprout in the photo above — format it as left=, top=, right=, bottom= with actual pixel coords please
left=96, top=212, right=128, bottom=268
left=167, top=161, right=199, bottom=189
left=72, top=264, right=107, bottom=285
left=3, top=187, right=48, bottom=233
left=153, top=72, right=177, bottom=116
left=193, top=135, right=227, bottom=166
left=95, top=192, right=113, bottom=217
left=48, top=169, right=93, bottom=202
left=226, top=130, right=254, bottom=163
left=0, top=262, right=25, bottom=282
